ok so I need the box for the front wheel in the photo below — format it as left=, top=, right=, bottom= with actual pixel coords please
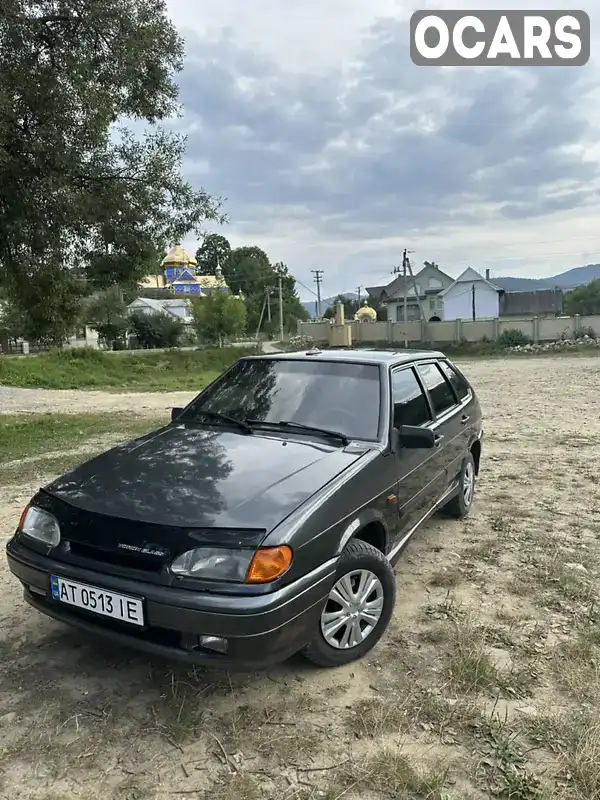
left=301, top=539, right=396, bottom=667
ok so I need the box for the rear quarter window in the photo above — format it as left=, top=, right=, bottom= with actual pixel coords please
left=416, top=362, right=456, bottom=417
left=438, top=361, right=470, bottom=401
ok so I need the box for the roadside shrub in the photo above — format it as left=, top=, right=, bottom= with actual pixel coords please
left=574, top=326, right=596, bottom=340
left=129, top=311, right=183, bottom=349
left=287, top=334, right=316, bottom=351
left=497, top=329, right=531, bottom=348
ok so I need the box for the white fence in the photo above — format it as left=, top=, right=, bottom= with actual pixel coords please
left=298, top=314, right=599, bottom=345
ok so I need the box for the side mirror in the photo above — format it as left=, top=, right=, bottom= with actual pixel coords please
left=397, top=425, right=435, bottom=449
left=171, top=407, right=184, bottom=422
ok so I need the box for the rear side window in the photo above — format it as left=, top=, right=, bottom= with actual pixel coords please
left=416, top=362, right=456, bottom=417
left=438, top=361, right=470, bottom=401
left=391, top=368, right=431, bottom=427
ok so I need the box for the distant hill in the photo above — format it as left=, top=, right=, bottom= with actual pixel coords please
left=301, top=293, right=358, bottom=317
left=492, top=264, right=600, bottom=292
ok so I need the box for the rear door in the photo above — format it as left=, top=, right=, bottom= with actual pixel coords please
left=390, top=365, right=438, bottom=543
left=415, top=360, right=465, bottom=494
left=436, top=359, right=474, bottom=485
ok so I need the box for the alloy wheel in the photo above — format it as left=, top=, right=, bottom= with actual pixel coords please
left=320, top=569, right=384, bottom=649
left=463, top=460, right=475, bottom=506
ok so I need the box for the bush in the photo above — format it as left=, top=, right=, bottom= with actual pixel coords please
left=574, top=326, right=596, bottom=340
left=129, top=311, right=184, bottom=349
left=497, top=329, right=531, bottom=348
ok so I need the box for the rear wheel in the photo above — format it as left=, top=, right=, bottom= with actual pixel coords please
left=442, top=452, right=475, bottom=518
left=302, top=539, right=396, bottom=667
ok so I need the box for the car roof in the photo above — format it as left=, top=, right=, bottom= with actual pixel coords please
left=241, top=348, right=446, bottom=367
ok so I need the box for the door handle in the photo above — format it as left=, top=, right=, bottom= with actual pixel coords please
left=461, top=415, right=470, bottom=425
left=434, top=434, right=444, bottom=447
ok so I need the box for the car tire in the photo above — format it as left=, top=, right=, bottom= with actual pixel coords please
left=442, top=451, right=476, bottom=518
left=301, top=539, right=396, bottom=668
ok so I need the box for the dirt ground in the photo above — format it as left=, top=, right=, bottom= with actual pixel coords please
left=1, top=355, right=600, bottom=800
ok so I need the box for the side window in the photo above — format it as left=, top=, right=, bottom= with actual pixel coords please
left=391, top=368, right=431, bottom=427
left=416, top=362, right=457, bottom=417
left=438, top=361, right=470, bottom=402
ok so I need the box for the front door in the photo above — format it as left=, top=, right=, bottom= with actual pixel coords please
left=415, top=361, right=464, bottom=495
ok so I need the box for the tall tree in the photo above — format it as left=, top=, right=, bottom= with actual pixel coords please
left=195, top=233, right=231, bottom=276
left=222, top=247, right=273, bottom=331
left=0, top=0, right=223, bottom=344
left=190, top=293, right=246, bottom=346
left=564, top=280, right=600, bottom=316
left=272, top=262, right=309, bottom=334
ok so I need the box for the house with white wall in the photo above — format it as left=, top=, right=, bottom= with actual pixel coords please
left=127, top=297, right=193, bottom=323
left=439, top=268, right=502, bottom=321
left=368, top=262, right=453, bottom=322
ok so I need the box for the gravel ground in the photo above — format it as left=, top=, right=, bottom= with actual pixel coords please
left=1, top=355, right=600, bottom=800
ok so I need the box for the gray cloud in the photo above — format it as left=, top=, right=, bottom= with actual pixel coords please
left=174, top=17, right=599, bottom=259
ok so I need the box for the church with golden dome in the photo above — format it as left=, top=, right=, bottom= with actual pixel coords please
left=354, top=300, right=377, bottom=322
left=142, top=244, right=231, bottom=297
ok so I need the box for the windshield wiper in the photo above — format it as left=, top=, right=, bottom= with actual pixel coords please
left=195, top=410, right=253, bottom=434
left=246, top=419, right=349, bottom=446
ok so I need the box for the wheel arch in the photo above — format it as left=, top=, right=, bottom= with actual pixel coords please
left=469, top=437, right=482, bottom=475
left=335, top=510, right=389, bottom=556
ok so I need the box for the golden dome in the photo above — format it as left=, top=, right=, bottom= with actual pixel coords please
left=355, top=301, right=377, bottom=321
left=161, top=244, right=197, bottom=268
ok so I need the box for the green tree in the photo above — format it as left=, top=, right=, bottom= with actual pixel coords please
left=564, top=280, right=600, bottom=316
left=0, top=300, right=28, bottom=350
left=0, top=0, right=223, bottom=345
left=221, top=246, right=271, bottom=332
left=195, top=234, right=231, bottom=276
left=324, top=294, right=359, bottom=320
left=129, top=310, right=183, bottom=348
left=190, top=293, right=246, bottom=346
left=85, top=287, right=129, bottom=350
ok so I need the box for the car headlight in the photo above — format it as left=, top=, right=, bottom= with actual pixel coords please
left=18, top=505, right=61, bottom=547
left=170, top=545, right=292, bottom=584
left=171, top=547, right=253, bottom=582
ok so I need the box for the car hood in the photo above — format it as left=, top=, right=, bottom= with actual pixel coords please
left=44, top=424, right=367, bottom=531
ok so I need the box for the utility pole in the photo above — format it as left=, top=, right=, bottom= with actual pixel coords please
left=405, top=252, right=426, bottom=322
left=402, top=250, right=408, bottom=347
left=311, top=270, right=324, bottom=318
left=266, top=290, right=271, bottom=322
left=357, top=286, right=362, bottom=305
left=278, top=271, right=284, bottom=342
left=471, top=284, right=476, bottom=321
left=255, top=294, right=267, bottom=343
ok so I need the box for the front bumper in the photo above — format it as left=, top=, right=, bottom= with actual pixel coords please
left=6, top=537, right=336, bottom=670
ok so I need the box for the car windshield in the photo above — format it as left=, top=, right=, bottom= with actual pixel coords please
left=180, top=358, right=381, bottom=441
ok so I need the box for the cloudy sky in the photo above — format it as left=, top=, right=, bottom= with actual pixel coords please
left=165, top=0, right=599, bottom=300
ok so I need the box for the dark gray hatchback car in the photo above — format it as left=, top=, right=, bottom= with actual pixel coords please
left=6, top=348, right=483, bottom=669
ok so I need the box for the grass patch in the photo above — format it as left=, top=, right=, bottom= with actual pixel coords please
left=0, top=413, right=158, bottom=462
left=429, top=566, right=463, bottom=588
left=333, top=749, right=449, bottom=798
left=526, top=711, right=600, bottom=798
left=424, top=612, right=537, bottom=698
left=550, top=614, right=600, bottom=702
left=513, top=547, right=597, bottom=607
left=0, top=346, right=256, bottom=391
left=477, top=714, right=548, bottom=799
left=0, top=450, right=108, bottom=486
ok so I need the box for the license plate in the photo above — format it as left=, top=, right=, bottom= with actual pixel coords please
left=50, top=576, right=144, bottom=626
